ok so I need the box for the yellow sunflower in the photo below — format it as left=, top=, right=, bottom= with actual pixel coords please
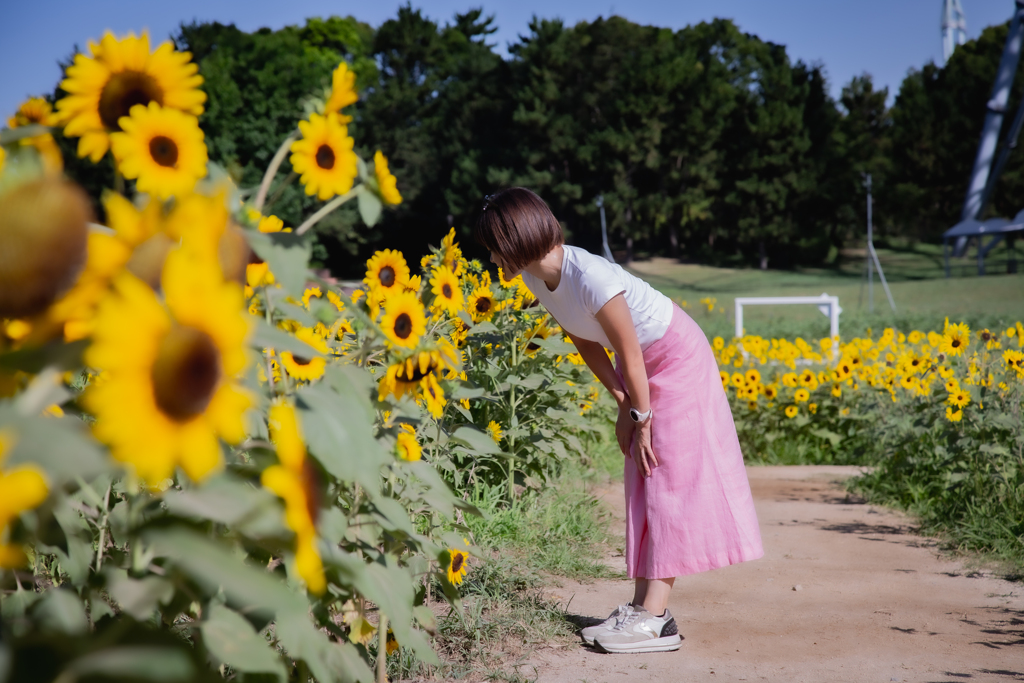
left=365, top=249, right=410, bottom=298
left=947, top=389, right=971, bottom=408
left=524, top=320, right=552, bottom=355
left=396, top=425, right=421, bottom=462
left=7, top=97, right=64, bottom=174
left=0, top=431, right=50, bottom=568
left=373, top=150, right=402, bottom=205
left=0, top=146, right=5, bottom=174
left=745, top=368, right=761, bottom=385
left=109, top=102, right=207, bottom=199
left=785, top=405, right=799, bottom=418
left=467, top=286, right=498, bottom=323
left=764, top=385, right=778, bottom=400
left=429, top=265, right=463, bottom=316
left=82, top=250, right=250, bottom=486
left=290, top=112, right=357, bottom=201
left=280, top=327, right=329, bottom=381
left=439, top=227, right=465, bottom=276
left=945, top=406, right=963, bottom=422
left=940, top=322, right=970, bottom=357
left=486, top=421, right=503, bottom=443
left=56, top=31, right=205, bottom=162
left=324, top=62, right=358, bottom=119
left=421, top=373, right=446, bottom=418
left=380, top=291, right=426, bottom=349
left=447, top=547, right=469, bottom=586
left=261, top=399, right=326, bottom=595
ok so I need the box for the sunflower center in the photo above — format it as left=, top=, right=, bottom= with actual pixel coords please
left=292, top=355, right=311, bottom=366
left=451, top=553, right=464, bottom=573
left=951, top=339, right=961, bottom=348
left=442, top=283, right=452, bottom=299
left=151, top=325, right=221, bottom=422
left=393, top=313, right=413, bottom=339
left=149, top=135, right=179, bottom=167
left=315, top=144, right=336, bottom=170
left=475, top=297, right=492, bottom=314
left=98, top=71, right=164, bottom=130
left=379, top=266, right=396, bottom=288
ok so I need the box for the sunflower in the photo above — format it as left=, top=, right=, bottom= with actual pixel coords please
left=944, top=378, right=960, bottom=393
left=324, top=62, right=358, bottom=119
left=7, top=97, right=64, bottom=174
left=261, top=399, right=326, bottom=595
left=0, top=146, right=5, bottom=174
left=1005, top=349, right=1024, bottom=377
left=109, top=102, right=207, bottom=199
left=947, top=389, right=971, bottom=408
left=56, top=31, right=205, bottom=162
left=373, top=151, right=402, bottom=205
left=0, top=431, right=50, bottom=568
left=831, top=384, right=842, bottom=398
left=794, top=388, right=810, bottom=403
left=365, top=249, right=410, bottom=300
left=429, top=265, right=463, bottom=316
left=782, top=372, right=799, bottom=388
left=439, top=228, right=465, bottom=276
left=290, top=113, right=357, bottom=201
left=745, top=368, right=761, bottom=385
left=280, top=328, right=329, bottom=381
left=396, top=425, right=421, bottom=462
left=730, top=372, right=744, bottom=388
left=421, top=373, right=447, bottom=418
left=785, top=405, right=799, bottom=419
left=447, top=547, right=469, bottom=586
left=380, top=292, right=426, bottom=349
left=386, top=629, right=399, bottom=655
left=302, top=287, right=322, bottom=309
left=940, top=322, right=970, bottom=357
left=486, top=421, right=503, bottom=443
left=82, top=250, right=250, bottom=486
left=764, top=385, right=778, bottom=400
left=719, top=370, right=730, bottom=389
left=467, top=286, right=498, bottom=323
left=945, top=406, right=963, bottom=422
left=524, top=320, right=552, bottom=355
left=798, top=369, right=818, bottom=390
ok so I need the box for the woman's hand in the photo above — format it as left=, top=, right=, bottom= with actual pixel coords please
left=615, top=403, right=635, bottom=459
left=633, top=419, right=658, bottom=477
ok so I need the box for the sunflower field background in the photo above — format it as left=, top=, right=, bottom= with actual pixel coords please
left=0, top=31, right=612, bottom=683
left=3, top=21, right=1024, bottom=683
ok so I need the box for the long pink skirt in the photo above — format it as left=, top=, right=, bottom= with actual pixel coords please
left=617, top=305, right=763, bottom=579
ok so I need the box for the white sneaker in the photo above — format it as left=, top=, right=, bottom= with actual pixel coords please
left=594, top=608, right=682, bottom=653
left=580, top=603, right=633, bottom=645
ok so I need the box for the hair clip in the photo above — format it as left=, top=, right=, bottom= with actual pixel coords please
left=482, top=194, right=495, bottom=211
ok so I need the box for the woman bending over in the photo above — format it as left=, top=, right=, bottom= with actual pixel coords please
left=474, top=187, right=763, bottom=654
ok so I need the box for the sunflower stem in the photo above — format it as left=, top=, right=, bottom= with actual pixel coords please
left=295, top=186, right=360, bottom=236
left=264, top=171, right=298, bottom=211
left=255, top=130, right=300, bottom=212
left=376, top=612, right=388, bottom=683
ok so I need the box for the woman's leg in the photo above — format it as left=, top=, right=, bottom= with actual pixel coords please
left=631, top=577, right=648, bottom=606
left=640, top=577, right=675, bottom=616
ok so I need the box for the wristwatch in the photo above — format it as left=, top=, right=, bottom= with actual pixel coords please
left=629, top=407, right=652, bottom=423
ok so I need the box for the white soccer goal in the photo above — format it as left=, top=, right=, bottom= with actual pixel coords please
left=734, top=294, right=841, bottom=359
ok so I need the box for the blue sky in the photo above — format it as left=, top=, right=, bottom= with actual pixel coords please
left=1, top=0, right=1014, bottom=119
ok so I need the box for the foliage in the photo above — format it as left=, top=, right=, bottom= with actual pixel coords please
left=0, top=31, right=608, bottom=683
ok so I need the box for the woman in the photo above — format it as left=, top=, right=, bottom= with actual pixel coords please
left=475, top=188, right=763, bottom=654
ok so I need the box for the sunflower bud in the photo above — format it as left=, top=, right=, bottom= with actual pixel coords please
left=0, top=178, right=91, bottom=318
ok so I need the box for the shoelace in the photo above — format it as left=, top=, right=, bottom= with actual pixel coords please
left=613, top=608, right=643, bottom=630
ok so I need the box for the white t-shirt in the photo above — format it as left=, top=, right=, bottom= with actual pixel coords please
left=521, top=245, right=674, bottom=351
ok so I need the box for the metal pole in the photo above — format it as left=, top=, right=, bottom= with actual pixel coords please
left=866, top=174, right=874, bottom=313
left=734, top=299, right=744, bottom=341
left=868, top=243, right=897, bottom=313
left=959, top=1, right=1024, bottom=253
left=596, top=195, right=614, bottom=263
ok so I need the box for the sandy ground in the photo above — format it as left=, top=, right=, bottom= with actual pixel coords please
left=525, top=466, right=1024, bottom=683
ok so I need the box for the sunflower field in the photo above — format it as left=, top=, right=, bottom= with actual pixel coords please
left=0, top=31, right=607, bottom=683
left=710, top=311, right=1024, bottom=565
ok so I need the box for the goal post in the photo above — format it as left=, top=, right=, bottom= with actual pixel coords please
left=734, top=294, right=841, bottom=360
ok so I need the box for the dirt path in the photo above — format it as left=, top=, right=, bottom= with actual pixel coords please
left=526, top=466, right=1024, bottom=683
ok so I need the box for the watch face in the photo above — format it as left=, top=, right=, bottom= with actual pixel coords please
left=629, top=409, right=640, bottom=422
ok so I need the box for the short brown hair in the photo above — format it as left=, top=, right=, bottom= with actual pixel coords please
left=474, top=187, right=564, bottom=272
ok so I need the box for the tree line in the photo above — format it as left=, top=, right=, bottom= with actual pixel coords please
left=54, top=8, right=1024, bottom=275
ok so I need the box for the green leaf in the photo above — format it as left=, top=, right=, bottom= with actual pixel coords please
left=322, top=551, right=415, bottom=647
left=810, top=428, right=843, bottom=447
left=162, top=477, right=285, bottom=538
left=357, top=186, right=383, bottom=226
left=370, top=497, right=415, bottom=535
left=142, top=527, right=304, bottom=619
left=251, top=319, right=323, bottom=356
left=200, top=604, right=286, bottom=681
left=62, top=647, right=196, bottom=682
left=105, top=569, right=175, bottom=621
left=450, top=426, right=502, bottom=455
left=32, top=589, right=88, bottom=636
left=246, top=230, right=312, bottom=298
left=534, top=337, right=576, bottom=356
left=0, top=124, right=51, bottom=144
left=275, top=612, right=375, bottom=683
left=50, top=497, right=94, bottom=587
left=0, top=339, right=89, bottom=373
left=0, top=407, right=109, bottom=483
left=297, top=367, right=388, bottom=491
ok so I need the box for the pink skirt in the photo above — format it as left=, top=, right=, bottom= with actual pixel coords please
left=617, top=305, right=763, bottom=579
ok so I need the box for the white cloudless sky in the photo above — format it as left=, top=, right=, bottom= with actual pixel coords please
left=0, top=0, right=1016, bottom=118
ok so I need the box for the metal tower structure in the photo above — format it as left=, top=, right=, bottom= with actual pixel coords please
left=942, top=0, right=968, bottom=65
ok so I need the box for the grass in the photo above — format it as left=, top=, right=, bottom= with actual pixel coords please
left=628, top=240, right=1024, bottom=342
left=390, top=418, right=623, bottom=681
